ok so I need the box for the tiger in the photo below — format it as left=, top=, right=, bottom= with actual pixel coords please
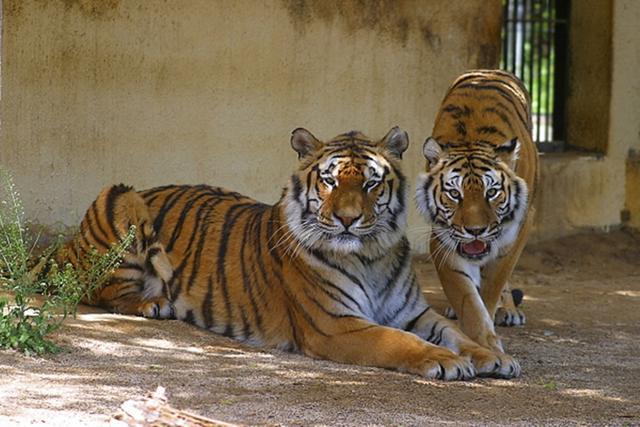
left=416, top=69, right=538, bottom=362
left=55, top=127, right=520, bottom=380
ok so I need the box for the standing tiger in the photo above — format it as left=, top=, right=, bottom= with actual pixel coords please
left=416, top=70, right=538, bottom=363
left=56, top=127, right=520, bottom=380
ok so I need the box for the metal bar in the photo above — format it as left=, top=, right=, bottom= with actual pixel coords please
left=511, top=0, right=518, bottom=72
left=545, top=0, right=553, bottom=142
left=527, top=0, right=534, bottom=102
left=531, top=0, right=538, bottom=142
left=536, top=0, right=543, bottom=143
left=520, top=0, right=527, bottom=81
left=553, top=0, right=570, bottom=143
left=502, top=0, right=509, bottom=69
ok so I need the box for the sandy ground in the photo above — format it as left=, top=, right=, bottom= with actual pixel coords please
left=1, top=230, right=639, bottom=426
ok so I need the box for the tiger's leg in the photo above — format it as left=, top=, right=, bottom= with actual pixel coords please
left=64, top=185, right=174, bottom=318
left=494, top=283, right=526, bottom=327
left=304, top=317, right=476, bottom=380
left=445, top=284, right=526, bottom=327
left=479, top=209, right=534, bottom=325
left=407, top=306, right=520, bottom=378
left=430, top=237, right=503, bottom=353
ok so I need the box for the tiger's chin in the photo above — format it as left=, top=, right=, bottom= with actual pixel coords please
left=324, top=233, right=364, bottom=254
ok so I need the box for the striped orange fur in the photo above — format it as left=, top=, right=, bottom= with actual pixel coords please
left=416, top=70, right=539, bottom=373
left=59, top=127, right=520, bottom=380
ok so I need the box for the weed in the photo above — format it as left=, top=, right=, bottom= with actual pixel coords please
left=0, top=167, right=133, bottom=355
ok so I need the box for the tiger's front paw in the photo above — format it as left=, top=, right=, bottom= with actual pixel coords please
left=495, top=306, right=526, bottom=326
left=414, top=348, right=476, bottom=381
left=461, top=345, right=521, bottom=379
left=139, top=297, right=175, bottom=319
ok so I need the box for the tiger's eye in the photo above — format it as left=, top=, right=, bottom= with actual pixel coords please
left=449, top=189, right=461, bottom=199
left=364, top=180, right=379, bottom=191
left=486, top=188, right=498, bottom=197
left=323, top=177, right=336, bottom=186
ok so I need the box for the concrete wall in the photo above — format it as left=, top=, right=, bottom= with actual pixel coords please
left=533, top=0, right=640, bottom=241
left=1, top=0, right=639, bottom=250
left=0, top=0, right=501, bottom=252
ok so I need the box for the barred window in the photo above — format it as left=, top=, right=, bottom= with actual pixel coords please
left=501, top=0, right=570, bottom=152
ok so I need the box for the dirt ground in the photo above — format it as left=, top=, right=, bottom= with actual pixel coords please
left=1, top=230, right=639, bottom=426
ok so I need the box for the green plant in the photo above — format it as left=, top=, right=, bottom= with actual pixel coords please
left=0, top=168, right=134, bottom=355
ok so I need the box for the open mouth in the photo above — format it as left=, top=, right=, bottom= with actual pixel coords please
left=458, top=240, right=491, bottom=259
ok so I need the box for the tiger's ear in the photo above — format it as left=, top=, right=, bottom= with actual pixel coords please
left=423, top=137, right=445, bottom=168
left=291, top=128, right=322, bottom=159
left=380, top=126, right=409, bottom=159
left=495, top=137, right=521, bottom=169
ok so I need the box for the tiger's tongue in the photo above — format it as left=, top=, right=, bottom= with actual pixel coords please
left=461, top=240, right=487, bottom=255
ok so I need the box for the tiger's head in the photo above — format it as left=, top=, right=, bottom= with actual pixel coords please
left=415, top=137, right=529, bottom=264
left=284, top=127, right=409, bottom=255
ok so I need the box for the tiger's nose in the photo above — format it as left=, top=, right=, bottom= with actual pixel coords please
left=464, top=226, right=487, bottom=236
left=336, top=214, right=360, bottom=228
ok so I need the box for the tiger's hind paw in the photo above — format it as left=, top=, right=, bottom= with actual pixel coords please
left=495, top=306, right=526, bottom=326
left=139, top=297, right=175, bottom=319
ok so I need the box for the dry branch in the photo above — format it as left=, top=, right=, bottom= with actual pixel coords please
left=111, top=386, right=240, bottom=427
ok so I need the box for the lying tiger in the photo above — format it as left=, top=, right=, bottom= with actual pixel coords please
left=416, top=70, right=538, bottom=362
left=56, top=127, right=519, bottom=380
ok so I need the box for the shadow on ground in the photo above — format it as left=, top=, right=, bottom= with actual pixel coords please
left=1, top=230, right=639, bottom=425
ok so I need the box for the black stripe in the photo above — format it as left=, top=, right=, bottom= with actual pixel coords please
left=424, top=321, right=438, bottom=342
left=240, top=307, right=251, bottom=340
left=165, top=191, right=211, bottom=252
left=183, top=309, right=196, bottom=325
left=83, top=212, right=111, bottom=249
left=105, top=186, right=125, bottom=240
left=152, top=186, right=191, bottom=234
left=214, top=203, right=255, bottom=334
left=202, top=275, right=215, bottom=329
left=253, top=207, right=279, bottom=286
left=176, top=198, right=227, bottom=293
left=377, top=238, right=410, bottom=299
left=309, top=249, right=374, bottom=307
left=140, top=184, right=180, bottom=201
left=452, top=268, right=477, bottom=287
left=144, top=247, right=163, bottom=276
left=476, top=126, right=507, bottom=138
left=304, top=288, right=362, bottom=320
left=89, top=200, right=110, bottom=242
left=285, top=308, right=301, bottom=351
left=456, top=83, right=528, bottom=131
left=239, top=208, right=265, bottom=335
left=290, top=175, right=303, bottom=202
left=291, top=259, right=362, bottom=313
left=266, top=207, right=283, bottom=266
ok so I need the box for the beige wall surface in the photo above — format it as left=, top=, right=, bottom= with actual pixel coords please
left=533, top=0, right=640, bottom=241
left=1, top=0, right=639, bottom=251
left=0, top=0, right=501, bottom=252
